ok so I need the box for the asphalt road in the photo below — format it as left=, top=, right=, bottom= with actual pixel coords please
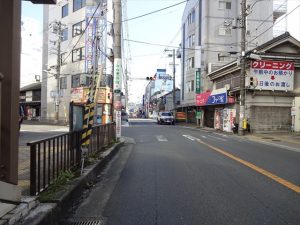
left=63, top=119, right=300, bottom=225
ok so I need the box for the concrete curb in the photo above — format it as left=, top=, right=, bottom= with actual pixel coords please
left=16, top=140, right=125, bottom=225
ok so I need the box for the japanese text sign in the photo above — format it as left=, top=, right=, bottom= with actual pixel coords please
left=196, top=88, right=228, bottom=106
left=250, top=60, right=294, bottom=91
left=113, top=58, right=122, bottom=91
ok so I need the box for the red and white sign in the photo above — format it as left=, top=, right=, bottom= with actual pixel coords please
left=250, top=60, right=294, bottom=91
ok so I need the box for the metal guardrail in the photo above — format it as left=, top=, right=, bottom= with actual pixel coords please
left=27, top=123, right=116, bottom=196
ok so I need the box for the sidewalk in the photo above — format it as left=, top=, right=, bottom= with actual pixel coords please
left=0, top=121, right=124, bottom=225
left=177, top=122, right=300, bottom=151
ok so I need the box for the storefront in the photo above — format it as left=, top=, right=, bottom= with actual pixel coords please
left=70, top=86, right=112, bottom=125
left=196, top=88, right=236, bottom=131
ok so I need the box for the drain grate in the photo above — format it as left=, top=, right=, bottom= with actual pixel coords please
left=60, top=221, right=102, bottom=225
left=60, top=218, right=104, bottom=225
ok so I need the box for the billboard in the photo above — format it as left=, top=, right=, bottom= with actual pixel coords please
left=250, top=60, right=294, bottom=91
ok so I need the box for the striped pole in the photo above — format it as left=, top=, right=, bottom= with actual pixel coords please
left=81, top=76, right=98, bottom=147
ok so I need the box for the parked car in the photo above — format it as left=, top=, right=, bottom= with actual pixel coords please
left=157, top=111, right=174, bottom=125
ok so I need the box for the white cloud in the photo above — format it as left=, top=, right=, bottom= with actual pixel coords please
left=20, top=17, right=43, bottom=87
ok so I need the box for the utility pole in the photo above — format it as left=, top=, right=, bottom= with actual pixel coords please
left=238, top=0, right=247, bottom=135
left=51, top=21, right=62, bottom=124
left=172, top=49, right=176, bottom=124
left=113, top=0, right=122, bottom=139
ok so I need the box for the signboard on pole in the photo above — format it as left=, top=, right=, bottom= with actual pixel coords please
left=113, top=58, right=122, bottom=92
left=116, top=111, right=121, bottom=138
left=250, top=60, right=294, bottom=91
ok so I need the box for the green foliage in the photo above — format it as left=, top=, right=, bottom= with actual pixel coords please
left=39, top=169, right=75, bottom=202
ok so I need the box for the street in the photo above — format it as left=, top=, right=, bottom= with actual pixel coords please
left=61, top=119, right=300, bottom=225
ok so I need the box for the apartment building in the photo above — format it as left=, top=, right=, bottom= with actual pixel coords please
left=41, top=0, right=113, bottom=123
left=180, top=0, right=274, bottom=122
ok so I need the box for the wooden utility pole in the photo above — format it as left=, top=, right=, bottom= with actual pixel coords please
left=238, top=0, right=247, bottom=135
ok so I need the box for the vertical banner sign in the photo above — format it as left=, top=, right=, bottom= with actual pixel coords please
left=195, top=70, right=201, bottom=94
left=116, top=111, right=121, bottom=138
left=85, top=7, right=95, bottom=73
left=113, top=58, right=122, bottom=92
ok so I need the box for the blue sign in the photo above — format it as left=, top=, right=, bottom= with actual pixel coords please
left=207, top=92, right=227, bottom=105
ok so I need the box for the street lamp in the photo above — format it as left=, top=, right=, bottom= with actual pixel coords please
left=165, top=49, right=176, bottom=124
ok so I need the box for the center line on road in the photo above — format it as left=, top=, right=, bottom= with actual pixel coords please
left=195, top=138, right=300, bottom=194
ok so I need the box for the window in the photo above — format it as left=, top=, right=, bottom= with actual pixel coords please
left=219, top=27, right=232, bottom=36
left=62, top=28, right=68, bottom=41
left=73, top=0, right=86, bottom=12
left=186, top=80, right=195, bottom=93
left=71, top=74, right=81, bottom=88
left=72, top=21, right=84, bottom=37
left=218, top=53, right=227, bottom=62
left=219, top=1, right=231, bottom=10
left=60, top=77, right=67, bottom=89
left=62, top=4, right=68, bottom=18
left=72, top=47, right=85, bottom=62
left=187, top=34, right=195, bottom=48
left=60, top=52, right=67, bottom=65
left=187, top=9, right=195, bottom=25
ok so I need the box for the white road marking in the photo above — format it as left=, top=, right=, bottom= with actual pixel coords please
left=49, top=127, right=69, bottom=132
left=207, top=135, right=227, bottom=141
left=215, top=133, right=228, bottom=137
left=201, top=135, right=207, bottom=139
left=156, top=135, right=168, bottom=142
left=182, top=135, right=196, bottom=141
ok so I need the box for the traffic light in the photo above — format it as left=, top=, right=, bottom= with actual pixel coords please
left=249, top=77, right=258, bottom=87
left=146, top=74, right=157, bottom=81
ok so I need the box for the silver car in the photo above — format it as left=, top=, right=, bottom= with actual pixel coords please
left=157, top=112, right=175, bottom=125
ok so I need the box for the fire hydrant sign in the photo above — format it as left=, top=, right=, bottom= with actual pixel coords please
left=250, top=60, right=294, bottom=91
left=116, top=111, right=121, bottom=139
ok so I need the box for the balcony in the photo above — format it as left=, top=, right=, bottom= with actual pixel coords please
left=273, top=0, right=287, bottom=22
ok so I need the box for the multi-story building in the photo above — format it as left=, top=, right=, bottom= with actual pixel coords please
left=143, top=69, right=176, bottom=118
left=180, top=0, right=274, bottom=123
left=273, top=0, right=300, bottom=40
left=41, top=0, right=113, bottom=123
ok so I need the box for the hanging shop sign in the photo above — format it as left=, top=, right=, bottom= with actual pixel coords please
left=196, top=88, right=227, bottom=106
left=250, top=60, right=294, bottom=91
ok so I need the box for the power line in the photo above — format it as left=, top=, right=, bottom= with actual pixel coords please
left=255, top=0, right=288, bottom=32
left=123, top=38, right=226, bottom=53
left=249, top=2, right=300, bottom=45
left=123, top=0, right=187, bottom=22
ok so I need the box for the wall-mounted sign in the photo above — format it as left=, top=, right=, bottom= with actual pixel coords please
left=250, top=60, right=294, bottom=91
left=196, top=88, right=227, bottom=106
left=71, top=87, right=89, bottom=103
left=195, top=70, right=201, bottom=94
